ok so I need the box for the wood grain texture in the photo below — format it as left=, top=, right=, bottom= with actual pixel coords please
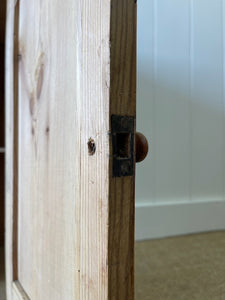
left=6, top=0, right=136, bottom=299
left=17, top=1, right=78, bottom=298
left=109, top=0, right=136, bottom=299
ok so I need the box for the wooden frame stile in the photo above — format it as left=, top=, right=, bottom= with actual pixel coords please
left=5, top=0, right=28, bottom=298
left=108, top=0, right=137, bottom=299
left=5, top=0, right=136, bottom=299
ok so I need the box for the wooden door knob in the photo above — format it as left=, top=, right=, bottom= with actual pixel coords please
left=135, top=132, right=148, bottom=163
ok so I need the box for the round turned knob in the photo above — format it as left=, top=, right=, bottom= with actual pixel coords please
left=135, top=132, right=148, bottom=163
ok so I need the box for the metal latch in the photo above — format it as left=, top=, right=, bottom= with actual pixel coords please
left=111, top=115, right=135, bottom=177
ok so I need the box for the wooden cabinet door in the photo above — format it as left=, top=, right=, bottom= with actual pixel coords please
left=5, top=0, right=136, bottom=299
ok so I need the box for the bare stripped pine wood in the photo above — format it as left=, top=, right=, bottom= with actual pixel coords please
left=6, top=0, right=110, bottom=299
left=77, top=2, right=110, bottom=298
left=17, top=1, right=79, bottom=298
left=6, top=0, right=136, bottom=299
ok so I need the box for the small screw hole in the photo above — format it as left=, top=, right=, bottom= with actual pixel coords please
left=88, top=138, right=96, bottom=155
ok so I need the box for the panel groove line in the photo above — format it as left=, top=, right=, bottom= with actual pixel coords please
left=136, top=0, right=225, bottom=238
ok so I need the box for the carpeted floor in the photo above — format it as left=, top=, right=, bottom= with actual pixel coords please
left=135, top=231, right=225, bottom=300
left=0, top=232, right=225, bottom=299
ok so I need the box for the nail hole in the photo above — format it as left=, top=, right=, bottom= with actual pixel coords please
left=88, top=138, right=96, bottom=155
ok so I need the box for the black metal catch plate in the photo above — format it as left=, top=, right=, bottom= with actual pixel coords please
left=111, top=115, right=135, bottom=177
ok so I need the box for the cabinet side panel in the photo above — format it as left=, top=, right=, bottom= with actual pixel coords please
left=17, top=1, right=80, bottom=298
left=17, top=0, right=111, bottom=299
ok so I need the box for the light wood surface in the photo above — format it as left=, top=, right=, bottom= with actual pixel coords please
left=6, top=0, right=136, bottom=299
left=7, top=0, right=108, bottom=298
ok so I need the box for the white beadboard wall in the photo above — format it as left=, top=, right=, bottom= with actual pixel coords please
left=135, top=0, right=225, bottom=240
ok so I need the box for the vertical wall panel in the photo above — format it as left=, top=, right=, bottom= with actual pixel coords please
left=136, top=0, right=155, bottom=202
left=136, top=0, right=225, bottom=204
left=191, top=0, right=224, bottom=200
left=154, top=0, right=190, bottom=201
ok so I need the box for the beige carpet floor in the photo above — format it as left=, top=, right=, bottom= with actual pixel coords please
left=0, top=232, right=225, bottom=299
left=135, top=231, right=225, bottom=300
